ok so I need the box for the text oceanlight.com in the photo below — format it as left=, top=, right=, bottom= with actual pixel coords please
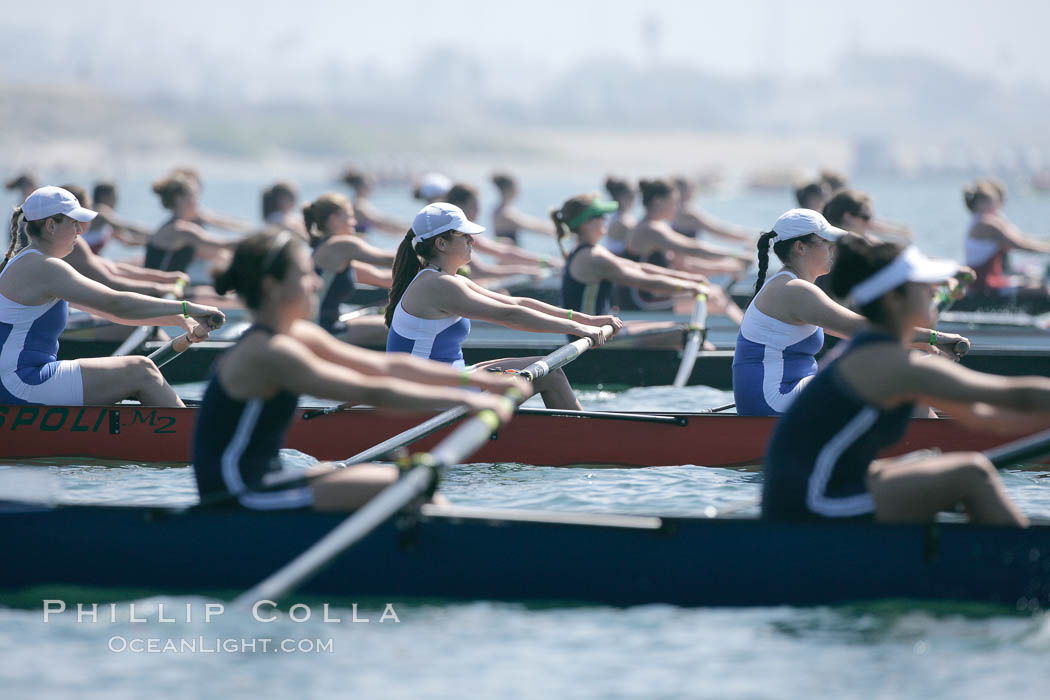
left=108, top=637, right=334, bottom=654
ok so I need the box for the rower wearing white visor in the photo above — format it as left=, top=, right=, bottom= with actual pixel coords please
left=733, top=209, right=969, bottom=416
left=386, top=202, right=622, bottom=410
left=763, top=234, right=1050, bottom=525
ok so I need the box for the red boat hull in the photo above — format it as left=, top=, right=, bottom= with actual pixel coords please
left=0, top=404, right=1044, bottom=468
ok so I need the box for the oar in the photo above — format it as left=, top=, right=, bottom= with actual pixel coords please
left=334, top=324, right=616, bottom=467
left=337, top=305, right=383, bottom=324
left=231, top=393, right=517, bottom=609
left=672, top=292, right=708, bottom=388
left=110, top=282, right=188, bottom=357
left=699, top=402, right=735, bottom=414
left=146, top=313, right=225, bottom=369
left=985, top=427, right=1050, bottom=469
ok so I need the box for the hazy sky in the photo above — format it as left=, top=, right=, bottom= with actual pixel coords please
left=7, top=0, right=1050, bottom=89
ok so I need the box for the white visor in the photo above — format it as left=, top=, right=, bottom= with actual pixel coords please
left=849, top=245, right=959, bottom=306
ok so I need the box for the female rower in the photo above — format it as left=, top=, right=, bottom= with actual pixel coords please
left=386, top=202, right=621, bottom=410
left=193, top=230, right=524, bottom=511
left=414, top=172, right=453, bottom=203
left=491, top=172, right=555, bottom=244
left=763, top=233, right=1050, bottom=525
left=81, top=182, right=151, bottom=254
left=445, top=183, right=554, bottom=273
left=2, top=187, right=222, bottom=407
left=795, top=181, right=830, bottom=212
left=733, top=209, right=967, bottom=416
left=601, top=176, right=636, bottom=256
left=305, top=193, right=394, bottom=344
left=553, top=193, right=709, bottom=347
left=622, top=178, right=747, bottom=319
left=963, top=179, right=1050, bottom=297
left=671, top=176, right=753, bottom=245
left=5, top=172, right=38, bottom=202
left=60, top=185, right=186, bottom=299
left=145, top=173, right=239, bottom=273
left=340, top=168, right=408, bottom=236
left=262, top=181, right=307, bottom=238
left=823, top=189, right=911, bottom=242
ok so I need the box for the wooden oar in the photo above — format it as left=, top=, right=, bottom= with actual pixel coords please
left=985, top=427, right=1050, bottom=469
left=672, top=292, right=708, bottom=388
left=146, top=313, right=225, bottom=369
left=335, top=324, right=615, bottom=467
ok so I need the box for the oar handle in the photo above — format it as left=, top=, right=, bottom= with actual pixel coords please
left=519, top=324, right=614, bottom=381
left=985, top=427, right=1050, bottom=469
left=672, top=293, right=708, bottom=388
left=146, top=315, right=223, bottom=369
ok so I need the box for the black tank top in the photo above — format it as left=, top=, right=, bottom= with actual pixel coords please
left=192, top=326, right=311, bottom=509
left=144, top=241, right=195, bottom=272
left=561, top=243, right=613, bottom=316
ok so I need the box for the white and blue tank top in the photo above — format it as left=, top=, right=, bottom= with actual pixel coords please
left=732, top=271, right=824, bottom=416
left=386, top=269, right=471, bottom=367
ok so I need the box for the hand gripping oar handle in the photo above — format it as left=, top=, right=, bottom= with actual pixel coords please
left=518, top=324, right=615, bottom=381
left=984, top=427, right=1050, bottom=469
left=335, top=324, right=615, bottom=467
left=111, top=289, right=184, bottom=357
left=337, top=305, right=383, bottom=324
left=673, top=292, right=708, bottom=388
left=231, top=395, right=517, bottom=609
left=146, top=313, right=224, bottom=369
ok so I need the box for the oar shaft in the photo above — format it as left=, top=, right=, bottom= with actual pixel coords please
left=519, top=324, right=614, bottom=381
left=673, top=293, right=708, bottom=388
left=337, top=406, right=470, bottom=467
left=146, top=313, right=224, bottom=369
left=233, top=408, right=502, bottom=607
left=985, top=428, right=1050, bottom=469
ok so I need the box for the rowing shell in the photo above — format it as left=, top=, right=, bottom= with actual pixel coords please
left=2, top=403, right=1047, bottom=468
left=4, top=503, right=1050, bottom=608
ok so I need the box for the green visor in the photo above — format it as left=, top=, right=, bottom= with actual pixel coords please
left=567, top=200, right=619, bottom=230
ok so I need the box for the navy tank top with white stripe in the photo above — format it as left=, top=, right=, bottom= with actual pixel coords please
left=192, top=326, right=312, bottom=509
left=762, top=330, right=913, bottom=521
left=317, top=265, right=356, bottom=334
left=561, top=244, right=613, bottom=316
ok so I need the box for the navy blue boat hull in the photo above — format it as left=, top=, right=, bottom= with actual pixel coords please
left=3, top=505, right=1050, bottom=609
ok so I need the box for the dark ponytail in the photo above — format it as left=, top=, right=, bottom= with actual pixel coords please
left=829, top=233, right=903, bottom=323
left=301, top=193, right=348, bottom=247
left=750, top=231, right=825, bottom=305
left=2, top=208, right=24, bottom=275
left=385, top=230, right=452, bottom=327
left=638, top=178, right=674, bottom=209
left=550, top=210, right=569, bottom=259
left=213, top=231, right=297, bottom=310
left=752, top=231, right=777, bottom=300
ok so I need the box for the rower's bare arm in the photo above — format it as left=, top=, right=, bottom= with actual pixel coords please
left=289, top=320, right=531, bottom=396
left=435, top=276, right=589, bottom=335
left=356, top=201, right=408, bottom=236
left=350, top=261, right=392, bottom=288
left=995, top=221, right=1050, bottom=255
left=268, top=337, right=512, bottom=416
left=691, top=210, right=754, bottom=243
left=651, top=226, right=750, bottom=261
left=65, top=242, right=172, bottom=297
left=636, top=261, right=707, bottom=283
left=43, top=258, right=206, bottom=325
left=505, top=208, right=555, bottom=236
left=928, top=399, right=1050, bottom=435
left=319, top=236, right=396, bottom=267
left=174, top=221, right=238, bottom=251
left=782, top=280, right=867, bottom=338
left=197, top=209, right=253, bottom=233
left=869, top=350, right=1050, bottom=413
left=472, top=235, right=547, bottom=265
left=591, top=253, right=702, bottom=295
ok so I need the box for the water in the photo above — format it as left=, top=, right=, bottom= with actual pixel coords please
left=3, top=173, right=1050, bottom=697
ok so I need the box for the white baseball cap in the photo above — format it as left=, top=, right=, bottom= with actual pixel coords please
left=772, top=208, right=847, bottom=243
left=21, top=186, right=97, bottom=223
left=416, top=172, right=453, bottom=200
left=411, top=203, right=485, bottom=246
left=850, top=245, right=959, bottom=306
